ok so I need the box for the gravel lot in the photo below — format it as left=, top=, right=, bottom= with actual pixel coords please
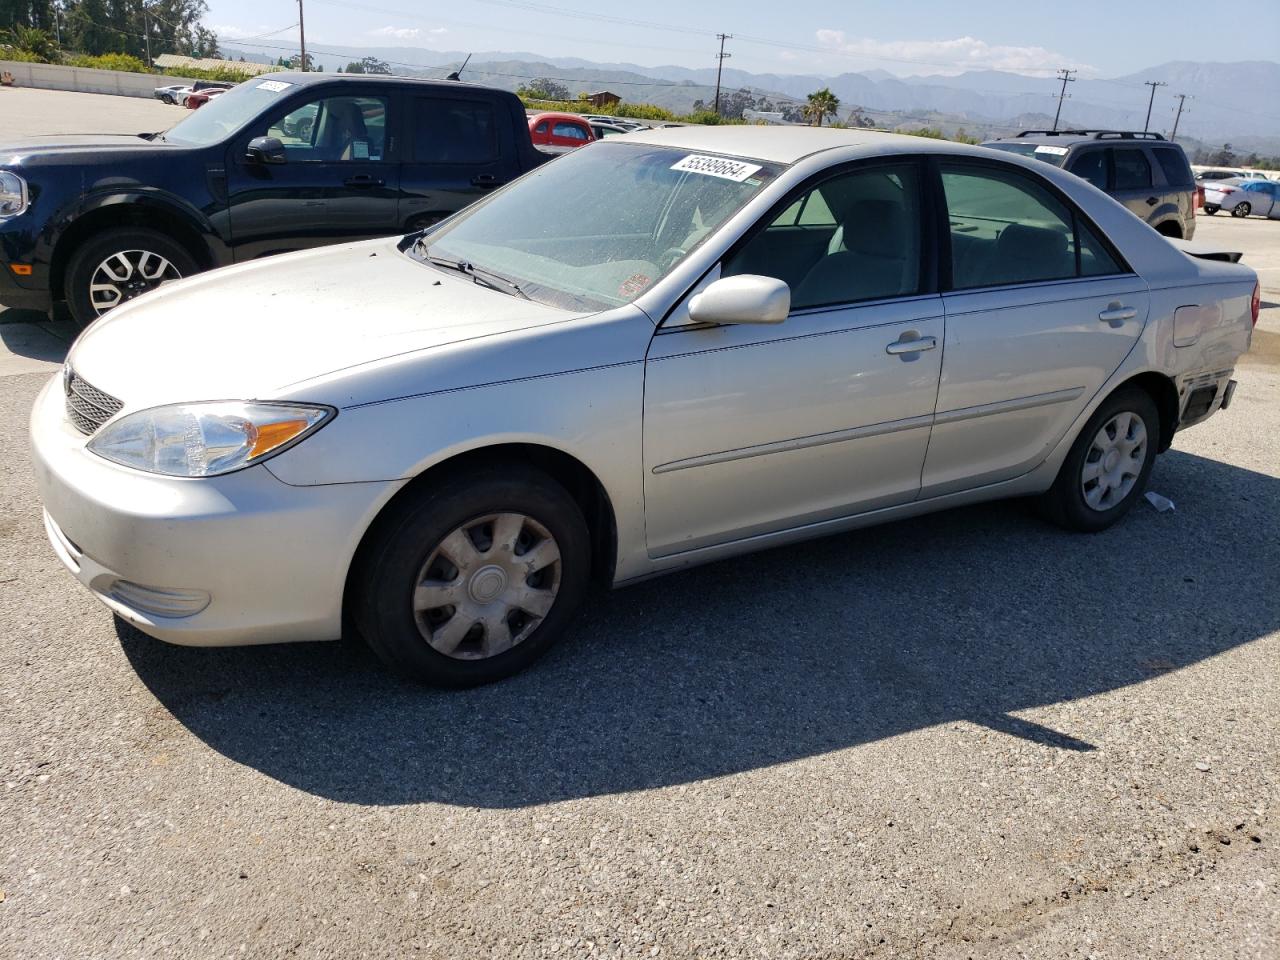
left=1, top=88, right=1277, bottom=959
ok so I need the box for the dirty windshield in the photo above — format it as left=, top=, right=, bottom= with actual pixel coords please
left=410, top=143, right=781, bottom=311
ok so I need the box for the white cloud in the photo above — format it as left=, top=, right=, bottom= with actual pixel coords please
left=814, top=29, right=1094, bottom=76
left=214, top=24, right=270, bottom=40
left=368, top=26, right=447, bottom=40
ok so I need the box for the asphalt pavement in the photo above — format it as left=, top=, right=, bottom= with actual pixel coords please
left=0, top=88, right=1277, bottom=959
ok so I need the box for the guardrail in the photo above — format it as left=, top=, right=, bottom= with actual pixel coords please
left=0, top=60, right=197, bottom=99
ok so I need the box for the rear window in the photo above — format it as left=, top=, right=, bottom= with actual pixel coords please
left=1153, top=147, right=1193, bottom=188
left=414, top=98, right=497, bottom=164
left=1112, top=149, right=1152, bottom=190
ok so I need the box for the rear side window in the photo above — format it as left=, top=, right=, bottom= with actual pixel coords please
left=1112, top=149, right=1153, bottom=189
left=941, top=163, right=1123, bottom=289
left=1152, top=147, right=1193, bottom=187
left=1068, top=150, right=1107, bottom=190
left=414, top=98, right=497, bottom=164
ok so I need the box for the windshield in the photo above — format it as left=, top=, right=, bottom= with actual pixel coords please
left=984, top=141, right=1069, bottom=167
left=162, top=78, right=300, bottom=147
left=411, top=143, right=781, bottom=311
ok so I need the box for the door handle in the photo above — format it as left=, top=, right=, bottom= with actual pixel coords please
left=1146, top=196, right=1158, bottom=206
left=885, top=335, right=937, bottom=355
left=343, top=175, right=384, bottom=187
left=471, top=174, right=501, bottom=187
left=1098, top=302, right=1136, bottom=326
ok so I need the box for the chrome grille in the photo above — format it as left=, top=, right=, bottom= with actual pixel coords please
left=64, top=370, right=123, bottom=436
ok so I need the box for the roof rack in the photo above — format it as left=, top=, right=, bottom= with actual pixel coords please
left=1015, top=129, right=1167, bottom=141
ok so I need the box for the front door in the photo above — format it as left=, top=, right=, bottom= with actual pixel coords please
left=643, top=162, right=943, bottom=557
left=923, top=160, right=1149, bottom=496
left=225, top=88, right=401, bottom=260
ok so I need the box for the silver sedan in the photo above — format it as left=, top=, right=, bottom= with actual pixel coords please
left=31, top=128, right=1259, bottom=685
left=1203, top=177, right=1280, bottom=218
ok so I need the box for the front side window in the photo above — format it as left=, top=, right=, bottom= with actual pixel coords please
left=553, top=121, right=588, bottom=141
left=941, top=163, right=1121, bottom=289
left=1068, top=150, right=1108, bottom=190
left=262, top=95, right=388, bottom=162
left=1112, top=148, right=1152, bottom=189
left=725, top=165, right=921, bottom=309
left=414, top=98, right=496, bottom=164
left=414, top=143, right=780, bottom=311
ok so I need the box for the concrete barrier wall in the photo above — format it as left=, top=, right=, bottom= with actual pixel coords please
left=0, top=60, right=197, bottom=99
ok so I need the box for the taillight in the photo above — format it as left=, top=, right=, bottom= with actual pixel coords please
left=1220, top=186, right=1236, bottom=195
left=1252, top=280, right=1260, bottom=327
left=1195, top=185, right=1204, bottom=209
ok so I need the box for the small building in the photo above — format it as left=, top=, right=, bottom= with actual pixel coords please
left=586, top=91, right=621, bottom=108
left=153, top=55, right=279, bottom=77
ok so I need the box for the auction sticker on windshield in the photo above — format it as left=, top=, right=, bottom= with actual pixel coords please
left=256, top=80, right=294, bottom=93
left=1035, top=145, right=1069, bottom=157
left=671, top=154, right=763, bottom=182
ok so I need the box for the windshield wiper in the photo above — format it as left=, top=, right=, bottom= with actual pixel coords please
left=415, top=243, right=530, bottom=300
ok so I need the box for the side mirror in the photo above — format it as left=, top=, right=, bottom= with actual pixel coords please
left=687, top=274, right=790, bottom=326
left=246, top=136, right=286, bottom=164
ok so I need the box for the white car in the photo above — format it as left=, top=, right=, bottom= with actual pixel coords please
left=31, top=127, right=1259, bottom=686
left=153, top=84, right=190, bottom=105
left=1202, top=178, right=1280, bottom=218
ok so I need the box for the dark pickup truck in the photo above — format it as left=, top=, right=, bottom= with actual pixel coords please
left=0, top=73, right=548, bottom=323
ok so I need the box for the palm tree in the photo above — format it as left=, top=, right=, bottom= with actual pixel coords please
left=803, top=87, right=840, bottom=127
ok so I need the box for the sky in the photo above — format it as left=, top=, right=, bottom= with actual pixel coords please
left=205, top=0, right=1280, bottom=78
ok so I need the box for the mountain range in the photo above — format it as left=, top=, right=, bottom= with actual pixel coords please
left=225, top=41, right=1280, bottom=151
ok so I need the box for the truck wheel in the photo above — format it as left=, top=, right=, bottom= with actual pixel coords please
left=65, top=227, right=198, bottom=326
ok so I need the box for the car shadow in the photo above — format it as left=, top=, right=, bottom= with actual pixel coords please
left=119, top=449, right=1279, bottom=808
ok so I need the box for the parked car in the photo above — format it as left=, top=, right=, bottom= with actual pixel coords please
left=582, top=114, right=641, bottom=130
left=153, top=84, right=189, bottom=104
left=1203, top=177, right=1280, bottom=218
left=31, top=128, right=1258, bottom=686
left=528, top=112, right=595, bottom=153
left=0, top=73, right=549, bottom=324
left=1196, top=167, right=1248, bottom=182
left=981, top=130, right=1197, bottom=239
left=184, top=87, right=227, bottom=110
left=589, top=121, right=633, bottom=139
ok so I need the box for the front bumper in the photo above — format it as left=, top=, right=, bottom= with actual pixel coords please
left=0, top=259, right=52, bottom=313
left=29, top=375, right=401, bottom=646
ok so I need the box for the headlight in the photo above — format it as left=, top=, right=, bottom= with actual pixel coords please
left=0, top=171, right=28, bottom=218
left=87, top=401, right=334, bottom=477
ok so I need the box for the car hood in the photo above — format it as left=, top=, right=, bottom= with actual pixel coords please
left=68, top=239, right=586, bottom=410
left=0, top=134, right=178, bottom=163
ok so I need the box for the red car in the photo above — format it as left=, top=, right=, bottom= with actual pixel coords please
left=184, top=88, right=227, bottom=110
left=528, top=112, right=595, bottom=154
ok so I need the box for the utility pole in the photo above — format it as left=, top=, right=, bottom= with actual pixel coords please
left=1142, top=80, right=1166, bottom=133
left=297, top=0, right=308, bottom=71
left=713, top=33, right=731, bottom=116
left=143, top=4, right=152, bottom=68
left=1051, top=68, right=1076, bottom=131
left=1170, top=93, right=1191, bottom=140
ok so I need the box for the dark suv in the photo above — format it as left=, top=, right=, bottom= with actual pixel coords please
left=0, top=73, right=547, bottom=323
left=981, top=130, right=1197, bottom=240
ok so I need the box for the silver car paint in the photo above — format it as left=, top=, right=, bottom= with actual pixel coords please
left=30, top=129, right=1257, bottom=646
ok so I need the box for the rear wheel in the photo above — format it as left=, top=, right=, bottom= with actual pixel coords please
left=353, top=465, right=591, bottom=686
left=65, top=227, right=197, bottom=326
left=1232, top=202, right=1252, bottom=218
left=1039, top=388, right=1159, bottom=532
left=1203, top=206, right=1218, bottom=215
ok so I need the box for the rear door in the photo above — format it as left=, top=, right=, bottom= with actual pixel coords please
left=399, top=93, right=511, bottom=230
left=225, top=85, right=401, bottom=260
left=924, top=159, right=1149, bottom=495
left=1108, top=146, right=1159, bottom=223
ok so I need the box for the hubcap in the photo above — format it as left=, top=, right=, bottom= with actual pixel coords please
left=88, top=249, right=182, bottom=316
left=412, top=513, right=561, bottom=660
left=1081, top=411, right=1148, bottom=512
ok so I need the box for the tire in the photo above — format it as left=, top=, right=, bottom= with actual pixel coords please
left=1038, top=388, right=1160, bottom=533
left=353, top=464, right=591, bottom=687
left=1203, top=207, right=1218, bottom=215
left=65, top=227, right=198, bottom=326
left=1231, top=202, right=1251, bottom=218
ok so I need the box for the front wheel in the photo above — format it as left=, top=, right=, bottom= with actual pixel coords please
left=1038, top=388, right=1160, bottom=532
left=1231, top=202, right=1251, bottom=218
left=65, top=227, right=198, bottom=326
left=352, top=465, right=591, bottom=686
left=1203, top=206, right=1218, bottom=215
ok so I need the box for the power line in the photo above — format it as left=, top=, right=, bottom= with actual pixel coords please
left=713, top=33, right=731, bottom=117
left=1142, top=79, right=1166, bottom=133
left=1051, top=68, right=1076, bottom=131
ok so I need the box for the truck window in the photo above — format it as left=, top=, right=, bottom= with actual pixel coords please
left=264, top=96, right=387, bottom=162
left=413, top=98, right=498, bottom=164
left=1152, top=147, right=1193, bottom=188
left=1068, top=150, right=1107, bottom=190
left=1112, top=149, right=1152, bottom=190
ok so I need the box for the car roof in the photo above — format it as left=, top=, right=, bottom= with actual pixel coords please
left=528, top=112, right=590, bottom=123
left=259, top=71, right=508, bottom=95
left=618, top=124, right=997, bottom=165
left=986, top=130, right=1178, bottom=149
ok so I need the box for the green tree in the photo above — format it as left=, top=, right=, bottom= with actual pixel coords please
left=1210, top=143, right=1237, bottom=166
left=1, top=24, right=58, bottom=60
left=802, top=87, right=840, bottom=127
left=516, top=77, right=569, bottom=101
